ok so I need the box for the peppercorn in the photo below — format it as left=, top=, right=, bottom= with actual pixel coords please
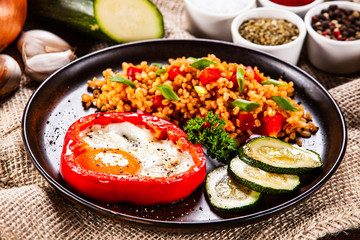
left=311, top=4, right=360, bottom=41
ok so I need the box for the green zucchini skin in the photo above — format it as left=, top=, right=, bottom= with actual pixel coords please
left=205, top=166, right=261, bottom=213
left=228, top=157, right=300, bottom=194
left=28, top=0, right=112, bottom=41
left=239, top=136, right=322, bottom=175
left=94, top=0, right=165, bottom=43
left=28, top=0, right=165, bottom=43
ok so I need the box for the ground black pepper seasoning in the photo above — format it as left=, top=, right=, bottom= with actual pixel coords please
left=311, top=4, right=360, bottom=41
left=238, top=18, right=299, bottom=46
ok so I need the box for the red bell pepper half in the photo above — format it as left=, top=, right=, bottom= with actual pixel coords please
left=200, top=67, right=221, bottom=85
left=60, top=112, right=206, bottom=205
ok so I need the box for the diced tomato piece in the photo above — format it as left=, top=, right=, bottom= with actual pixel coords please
left=200, top=68, right=221, bottom=85
left=200, top=121, right=221, bottom=131
left=254, top=72, right=263, bottom=82
left=245, top=66, right=253, bottom=75
left=257, top=113, right=285, bottom=136
left=168, top=65, right=186, bottom=80
left=127, top=67, right=142, bottom=80
left=238, top=113, right=257, bottom=132
left=230, top=71, right=239, bottom=90
left=201, top=121, right=211, bottom=130
left=152, top=95, right=165, bottom=109
left=246, top=66, right=263, bottom=82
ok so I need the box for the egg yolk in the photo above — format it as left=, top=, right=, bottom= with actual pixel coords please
left=76, top=147, right=140, bottom=175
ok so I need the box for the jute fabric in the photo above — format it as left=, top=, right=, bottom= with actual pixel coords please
left=1, top=0, right=359, bottom=239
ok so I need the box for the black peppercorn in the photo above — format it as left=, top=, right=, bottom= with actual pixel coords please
left=311, top=4, right=360, bottom=41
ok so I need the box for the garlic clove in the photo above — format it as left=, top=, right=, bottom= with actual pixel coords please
left=17, top=29, right=77, bottom=83
left=21, top=39, right=54, bottom=59
left=17, top=29, right=72, bottom=58
left=0, top=54, right=21, bottom=98
left=24, top=49, right=76, bottom=82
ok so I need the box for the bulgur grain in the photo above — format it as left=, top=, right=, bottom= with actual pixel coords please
left=290, top=132, right=296, bottom=140
left=277, top=132, right=285, bottom=138
left=300, top=130, right=312, bottom=137
left=82, top=54, right=317, bottom=145
left=255, top=119, right=261, bottom=128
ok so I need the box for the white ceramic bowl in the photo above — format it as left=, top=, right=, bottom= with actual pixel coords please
left=231, top=7, right=307, bottom=65
left=184, top=0, right=256, bottom=41
left=304, top=1, right=360, bottom=74
left=258, top=0, right=324, bottom=18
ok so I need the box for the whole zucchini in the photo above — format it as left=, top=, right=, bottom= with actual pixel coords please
left=28, top=0, right=164, bottom=43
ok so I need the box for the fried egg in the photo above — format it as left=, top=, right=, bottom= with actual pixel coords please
left=78, top=122, right=194, bottom=177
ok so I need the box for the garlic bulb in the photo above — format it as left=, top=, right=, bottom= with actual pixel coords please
left=17, top=29, right=72, bottom=58
left=17, top=29, right=76, bottom=82
left=0, top=54, right=21, bottom=98
left=24, top=49, right=76, bottom=82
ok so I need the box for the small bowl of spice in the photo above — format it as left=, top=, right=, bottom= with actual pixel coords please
left=231, top=7, right=306, bottom=65
left=184, top=0, right=256, bottom=41
left=258, top=0, right=324, bottom=18
left=304, top=1, right=360, bottom=74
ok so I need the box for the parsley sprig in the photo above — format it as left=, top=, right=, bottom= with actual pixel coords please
left=184, top=111, right=237, bottom=164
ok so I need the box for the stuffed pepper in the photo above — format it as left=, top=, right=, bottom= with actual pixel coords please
left=60, top=112, right=206, bottom=205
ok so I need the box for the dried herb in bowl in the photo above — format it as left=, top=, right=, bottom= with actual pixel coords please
left=238, top=18, right=299, bottom=46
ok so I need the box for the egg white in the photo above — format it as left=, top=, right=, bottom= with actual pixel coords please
left=80, top=122, right=194, bottom=177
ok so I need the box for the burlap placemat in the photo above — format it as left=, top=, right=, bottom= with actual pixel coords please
left=1, top=0, right=360, bottom=239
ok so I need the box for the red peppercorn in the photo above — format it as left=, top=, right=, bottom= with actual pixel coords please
left=311, top=5, right=360, bottom=41
left=333, top=29, right=341, bottom=37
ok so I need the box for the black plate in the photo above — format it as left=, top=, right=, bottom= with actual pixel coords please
left=22, top=39, right=346, bottom=231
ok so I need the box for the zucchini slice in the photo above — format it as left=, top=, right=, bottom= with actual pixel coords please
left=28, top=0, right=164, bottom=42
left=239, top=136, right=322, bottom=174
left=229, top=156, right=300, bottom=194
left=205, top=166, right=261, bottom=213
left=94, top=0, right=164, bottom=42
